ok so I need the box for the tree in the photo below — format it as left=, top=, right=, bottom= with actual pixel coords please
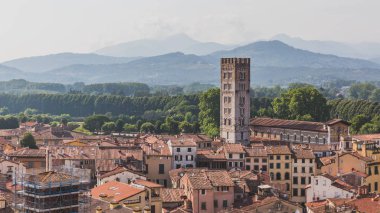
left=369, top=88, right=380, bottom=102
left=348, top=83, right=376, bottom=100
left=198, top=88, right=220, bottom=137
left=179, top=121, right=193, bottom=133
left=84, top=115, right=110, bottom=132
left=123, top=124, right=138, bottom=133
left=350, top=114, right=370, bottom=134
left=101, top=122, right=116, bottom=134
left=272, top=86, right=330, bottom=121
left=115, top=119, right=125, bottom=133
left=140, top=122, right=155, bottom=133
left=20, top=133, right=38, bottom=149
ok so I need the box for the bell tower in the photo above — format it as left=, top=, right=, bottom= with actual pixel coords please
left=220, top=58, right=250, bottom=144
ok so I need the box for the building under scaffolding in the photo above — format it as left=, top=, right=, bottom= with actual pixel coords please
left=12, top=166, right=91, bottom=213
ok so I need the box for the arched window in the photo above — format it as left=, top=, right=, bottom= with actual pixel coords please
left=308, top=136, right=311, bottom=143
left=315, top=136, right=319, bottom=143
left=270, top=172, right=274, bottom=181
left=294, top=135, right=297, bottom=141
left=276, top=172, right=281, bottom=180
left=285, top=172, right=290, bottom=180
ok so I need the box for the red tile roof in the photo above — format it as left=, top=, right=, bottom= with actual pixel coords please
left=133, top=179, right=163, bottom=188
left=91, top=181, right=145, bottom=203
left=160, top=188, right=185, bottom=203
left=251, top=117, right=327, bottom=132
left=266, top=145, right=291, bottom=155
left=223, top=143, right=245, bottom=153
left=352, top=134, right=380, bottom=141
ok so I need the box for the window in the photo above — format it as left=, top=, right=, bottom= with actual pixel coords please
left=375, top=166, right=379, bottom=175
left=293, top=189, right=298, bottom=196
left=201, top=202, right=207, bottom=210
left=285, top=155, right=290, bottom=160
left=276, top=163, right=281, bottom=169
left=285, top=172, right=290, bottom=180
left=301, top=177, right=306, bottom=184
left=254, top=158, right=259, bottom=163
left=369, top=167, right=372, bottom=176
left=269, top=155, right=274, bottom=160
left=302, top=167, right=306, bottom=173
left=262, top=159, right=267, bottom=163
left=246, top=165, right=251, bottom=170
left=262, top=165, right=267, bottom=171
left=293, top=177, right=298, bottom=184
left=201, top=189, right=206, bottom=195
left=310, top=159, right=313, bottom=163
left=316, top=179, right=318, bottom=185
left=286, top=183, right=290, bottom=191
left=276, top=155, right=281, bottom=160
left=301, top=189, right=305, bottom=196
left=254, top=165, right=259, bottom=171
left=276, top=173, right=281, bottom=180
left=223, top=200, right=228, bottom=208
left=214, top=200, right=218, bottom=208
left=375, top=182, right=378, bottom=191
left=229, top=154, right=233, bottom=159
left=246, top=158, right=251, bottom=163
left=240, top=154, right=244, bottom=159
left=229, top=162, right=232, bottom=167
left=302, top=159, right=305, bottom=164
left=176, top=148, right=180, bottom=152
left=159, top=164, right=164, bottom=174
left=188, top=148, right=192, bottom=152
left=270, top=163, right=274, bottom=169
left=294, top=167, right=297, bottom=173
left=176, top=164, right=181, bottom=169
left=309, top=167, right=313, bottom=173
left=222, top=186, right=229, bottom=192
left=285, top=163, right=289, bottom=169
left=240, top=162, right=243, bottom=167
left=294, top=159, right=298, bottom=163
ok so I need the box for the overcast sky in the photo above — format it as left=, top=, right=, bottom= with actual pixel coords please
left=0, top=0, right=379, bottom=62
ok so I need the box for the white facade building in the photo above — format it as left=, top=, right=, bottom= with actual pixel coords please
left=306, top=174, right=355, bottom=202
left=168, top=139, right=197, bottom=169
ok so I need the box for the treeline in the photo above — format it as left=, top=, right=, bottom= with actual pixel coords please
left=328, top=99, right=380, bottom=121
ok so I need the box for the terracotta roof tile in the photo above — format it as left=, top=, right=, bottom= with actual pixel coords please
left=224, top=143, right=245, bottom=153
left=160, top=188, right=185, bottom=203
left=292, top=148, right=315, bottom=159
left=352, top=134, right=380, bottom=141
left=28, top=171, right=77, bottom=183
left=91, top=181, right=145, bottom=203
left=251, top=117, right=327, bottom=132
left=244, top=147, right=267, bottom=157
left=266, top=145, right=291, bottom=155
left=133, top=179, right=163, bottom=188
left=8, top=148, right=46, bottom=158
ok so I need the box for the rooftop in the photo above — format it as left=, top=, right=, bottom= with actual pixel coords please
left=91, top=181, right=145, bottom=203
left=266, top=145, right=291, bottom=155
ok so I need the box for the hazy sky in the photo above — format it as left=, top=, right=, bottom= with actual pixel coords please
left=1, top=0, right=379, bottom=62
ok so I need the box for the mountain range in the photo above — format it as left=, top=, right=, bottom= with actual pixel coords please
left=1, top=34, right=380, bottom=86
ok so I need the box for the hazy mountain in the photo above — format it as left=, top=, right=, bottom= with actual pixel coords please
left=40, top=52, right=217, bottom=84
left=273, top=34, right=380, bottom=59
left=371, top=57, right=380, bottom=65
left=95, top=34, right=235, bottom=57
left=2, top=53, right=137, bottom=73
left=0, top=65, right=27, bottom=80
left=209, top=40, right=380, bottom=69
left=27, top=40, right=380, bottom=86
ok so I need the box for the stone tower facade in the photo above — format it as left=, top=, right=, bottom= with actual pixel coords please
left=220, top=58, right=251, bottom=144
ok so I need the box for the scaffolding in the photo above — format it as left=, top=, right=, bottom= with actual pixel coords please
left=12, top=166, right=91, bottom=213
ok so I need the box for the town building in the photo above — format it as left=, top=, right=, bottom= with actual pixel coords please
left=7, top=148, right=46, bottom=173
left=97, top=166, right=146, bottom=186
left=291, top=147, right=316, bottom=203
left=168, top=138, right=197, bottom=169
left=141, top=140, right=172, bottom=187
left=220, top=58, right=251, bottom=144
left=91, top=180, right=148, bottom=212
left=250, top=118, right=350, bottom=150
left=13, top=171, right=87, bottom=213
left=305, top=174, right=355, bottom=202
left=244, top=145, right=268, bottom=172
left=133, top=179, right=163, bottom=213
left=179, top=170, right=235, bottom=213
left=220, top=143, right=245, bottom=170
left=266, top=145, right=292, bottom=198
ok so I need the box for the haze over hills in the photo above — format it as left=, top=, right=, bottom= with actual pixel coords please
left=2, top=53, right=137, bottom=73
left=95, top=34, right=236, bottom=57
left=1, top=35, right=380, bottom=86
left=273, top=34, right=380, bottom=61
